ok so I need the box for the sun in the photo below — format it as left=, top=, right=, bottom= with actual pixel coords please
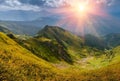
left=73, top=2, right=89, bottom=15
left=79, top=5, right=85, bottom=11
left=79, top=5, right=86, bottom=12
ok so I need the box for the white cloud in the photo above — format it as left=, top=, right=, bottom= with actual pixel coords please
left=0, top=0, right=115, bottom=11
left=96, top=0, right=115, bottom=6
left=43, top=0, right=115, bottom=7
left=0, top=0, right=41, bottom=11
left=43, top=0, right=67, bottom=7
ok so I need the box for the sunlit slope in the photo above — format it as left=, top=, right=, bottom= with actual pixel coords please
left=0, top=32, right=62, bottom=81
left=0, top=32, right=120, bottom=81
left=111, top=46, right=120, bottom=63
left=64, top=62, right=120, bottom=81
left=83, top=46, right=120, bottom=81
left=60, top=46, right=120, bottom=81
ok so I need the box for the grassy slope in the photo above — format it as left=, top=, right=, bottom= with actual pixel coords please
left=0, top=32, right=120, bottom=81
left=18, top=37, right=73, bottom=64
left=0, top=32, right=65, bottom=81
left=57, top=46, right=120, bottom=81
left=68, top=46, right=120, bottom=81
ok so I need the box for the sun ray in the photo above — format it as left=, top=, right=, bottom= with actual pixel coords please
left=49, top=0, right=108, bottom=36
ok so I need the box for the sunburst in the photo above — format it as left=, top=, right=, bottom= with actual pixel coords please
left=50, top=0, right=108, bottom=36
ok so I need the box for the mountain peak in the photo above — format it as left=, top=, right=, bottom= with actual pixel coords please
left=43, top=25, right=65, bottom=31
left=37, top=25, right=83, bottom=47
left=37, top=25, right=68, bottom=38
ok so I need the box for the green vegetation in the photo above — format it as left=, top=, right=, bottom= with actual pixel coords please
left=0, top=32, right=62, bottom=81
left=16, top=26, right=84, bottom=64
left=18, top=26, right=104, bottom=64
left=0, top=26, right=120, bottom=81
left=19, top=38, right=73, bottom=64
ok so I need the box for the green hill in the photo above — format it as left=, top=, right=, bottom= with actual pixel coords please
left=37, top=25, right=83, bottom=48
left=17, top=26, right=76, bottom=63
left=17, top=26, right=104, bottom=64
left=36, top=26, right=105, bottom=57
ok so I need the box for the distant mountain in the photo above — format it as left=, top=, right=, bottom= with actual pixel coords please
left=34, top=15, right=120, bottom=35
left=0, top=25, right=12, bottom=34
left=84, top=34, right=107, bottom=50
left=0, top=15, right=120, bottom=36
left=0, top=21, right=40, bottom=35
left=105, top=33, right=120, bottom=48
left=0, top=16, right=60, bottom=35
left=84, top=33, right=120, bottom=50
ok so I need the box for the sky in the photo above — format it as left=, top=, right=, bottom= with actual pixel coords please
left=0, top=0, right=119, bottom=21
left=0, top=0, right=117, bottom=11
left=0, top=0, right=119, bottom=35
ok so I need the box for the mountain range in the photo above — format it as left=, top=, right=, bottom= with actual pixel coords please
left=0, top=24, right=120, bottom=81
left=0, top=15, right=120, bottom=36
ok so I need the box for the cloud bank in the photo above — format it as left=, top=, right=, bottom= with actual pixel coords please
left=0, top=0, right=116, bottom=11
left=43, top=0, right=115, bottom=7
left=0, top=0, right=41, bottom=11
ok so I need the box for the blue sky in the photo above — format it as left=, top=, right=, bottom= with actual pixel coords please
left=0, top=0, right=119, bottom=21
left=0, top=0, right=118, bottom=11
